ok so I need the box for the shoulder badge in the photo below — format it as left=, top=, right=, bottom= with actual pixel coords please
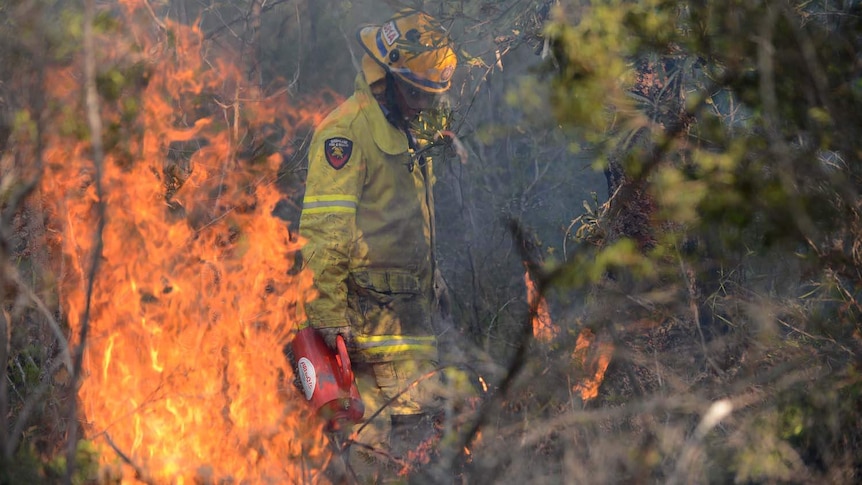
left=324, top=137, right=353, bottom=170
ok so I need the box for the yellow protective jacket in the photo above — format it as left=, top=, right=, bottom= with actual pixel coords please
left=299, top=74, right=438, bottom=363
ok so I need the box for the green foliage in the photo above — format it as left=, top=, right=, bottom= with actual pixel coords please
left=46, top=440, right=101, bottom=485
left=1, top=440, right=102, bottom=485
left=12, top=109, right=37, bottom=143
left=543, top=0, right=862, bottom=280
left=591, top=238, right=654, bottom=281
left=6, top=345, right=42, bottom=391
left=543, top=1, right=637, bottom=141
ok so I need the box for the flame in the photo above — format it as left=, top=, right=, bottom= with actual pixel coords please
left=522, top=268, right=612, bottom=401
left=523, top=265, right=558, bottom=343
left=37, top=2, right=341, bottom=482
left=477, top=376, right=488, bottom=393
left=571, top=328, right=613, bottom=402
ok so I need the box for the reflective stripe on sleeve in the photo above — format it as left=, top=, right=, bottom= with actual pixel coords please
left=303, top=194, right=359, bottom=214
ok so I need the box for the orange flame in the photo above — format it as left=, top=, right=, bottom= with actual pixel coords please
left=38, top=2, right=340, bottom=482
left=522, top=268, right=612, bottom=401
left=523, top=265, right=558, bottom=343
left=571, top=328, right=613, bottom=402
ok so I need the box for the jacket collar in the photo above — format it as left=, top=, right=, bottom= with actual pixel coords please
left=355, top=74, right=409, bottom=155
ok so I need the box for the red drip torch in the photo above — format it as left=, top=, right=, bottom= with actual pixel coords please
left=291, top=326, right=364, bottom=430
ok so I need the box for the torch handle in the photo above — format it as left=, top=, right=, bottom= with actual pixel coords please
left=335, top=335, right=354, bottom=385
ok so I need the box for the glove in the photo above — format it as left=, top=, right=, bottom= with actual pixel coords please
left=316, top=326, right=353, bottom=352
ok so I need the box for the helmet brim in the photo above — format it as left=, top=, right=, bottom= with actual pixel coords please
left=357, top=26, right=380, bottom=62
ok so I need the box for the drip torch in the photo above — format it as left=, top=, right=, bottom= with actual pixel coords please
left=290, top=326, right=364, bottom=430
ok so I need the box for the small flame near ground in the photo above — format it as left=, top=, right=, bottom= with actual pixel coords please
left=571, top=328, right=613, bottom=401
left=523, top=263, right=558, bottom=342
left=37, top=2, right=339, bottom=482
left=523, top=268, right=612, bottom=402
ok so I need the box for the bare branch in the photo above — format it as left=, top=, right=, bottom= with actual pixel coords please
left=9, top=269, right=72, bottom=372
left=65, top=0, right=107, bottom=481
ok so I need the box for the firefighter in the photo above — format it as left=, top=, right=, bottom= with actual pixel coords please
left=297, top=8, right=459, bottom=480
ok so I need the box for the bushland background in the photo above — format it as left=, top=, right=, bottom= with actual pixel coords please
left=2, top=0, right=861, bottom=483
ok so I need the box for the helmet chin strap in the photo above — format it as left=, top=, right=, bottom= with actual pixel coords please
left=383, top=72, right=410, bottom=129
left=379, top=73, right=425, bottom=173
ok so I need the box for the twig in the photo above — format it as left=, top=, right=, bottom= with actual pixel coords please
left=353, top=367, right=448, bottom=439
left=677, top=248, right=724, bottom=375
left=65, top=0, right=107, bottom=482
left=141, top=0, right=167, bottom=32
left=103, top=433, right=151, bottom=484
left=203, top=0, right=292, bottom=41
left=324, top=432, right=361, bottom=484
left=0, top=309, right=8, bottom=460
left=5, top=375, right=24, bottom=402
left=777, top=318, right=856, bottom=357
left=9, top=269, right=72, bottom=372
left=484, top=297, right=518, bottom=354
left=6, top=355, right=69, bottom=455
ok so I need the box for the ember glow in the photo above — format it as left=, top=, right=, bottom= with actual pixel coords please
left=38, top=2, right=338, bottom=482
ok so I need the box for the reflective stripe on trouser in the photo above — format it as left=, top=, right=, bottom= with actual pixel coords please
left=353, top=334, right=438, bottom=362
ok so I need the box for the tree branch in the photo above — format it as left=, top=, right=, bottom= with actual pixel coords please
left=65, top=0, right=107, bottom=481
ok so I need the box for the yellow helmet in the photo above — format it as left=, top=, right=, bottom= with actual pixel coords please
left=357, top=9, right=457, bottom=94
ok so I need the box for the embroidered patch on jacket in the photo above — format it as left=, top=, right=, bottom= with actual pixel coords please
left=324, top=137, right=353, bottom=170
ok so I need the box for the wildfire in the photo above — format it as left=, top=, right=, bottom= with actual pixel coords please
left=523, top=268, right=613, bottom=402
left=37, top=1, right=339, bottom=482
